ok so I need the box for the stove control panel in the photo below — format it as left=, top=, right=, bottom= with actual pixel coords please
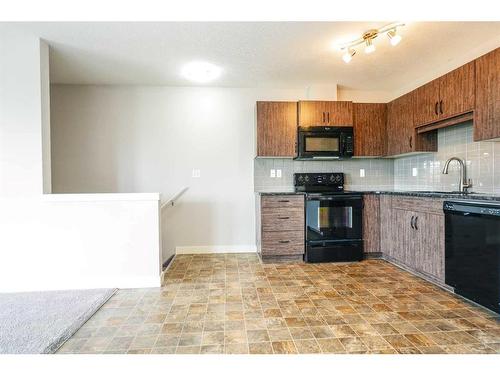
left=294, top=173, right=344, bottom=191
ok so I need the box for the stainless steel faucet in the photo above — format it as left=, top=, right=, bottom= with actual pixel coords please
left=442, top=157, right=472, bottom=194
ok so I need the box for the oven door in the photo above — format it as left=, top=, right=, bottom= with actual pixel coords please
left=297, top=130, right=341, bottom=159
left=305, top=194, right=363, bottom=242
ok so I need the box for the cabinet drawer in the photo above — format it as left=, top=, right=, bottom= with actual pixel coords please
left=391, top=196, right=444, bottom=215
left=261, top=231, right=305, bottom=256
left=261, top=195, right=304, bottom=209
left=261, top=207, right=304, bottom=231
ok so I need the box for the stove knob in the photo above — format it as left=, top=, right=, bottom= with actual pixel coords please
left=335, top=175, right=342, bottom=183
left=329, top=175, right=335, bottom=182
left=304, top=176, right=310, bottom=182
left=298, top=175, right=304, bottom=182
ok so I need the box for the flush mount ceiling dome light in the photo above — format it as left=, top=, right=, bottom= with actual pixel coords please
left=338, top=23, right=404, bottom=63
left=181, top=61, right=222, bottom=83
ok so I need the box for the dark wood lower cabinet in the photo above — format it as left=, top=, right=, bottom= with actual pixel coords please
left=256, top=194, right=305, bottom=262
left=362, top=195, right=380, bottom=253
left=379, top=195, right=393, bottom=257
left=390, top=208, right=411, bottom=264
left=417, top=212, right=445, bottom=281
left=386, top=196, right=445, bottom=283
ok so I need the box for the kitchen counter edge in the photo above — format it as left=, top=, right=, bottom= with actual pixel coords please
left=256, top=190, right=500, bottom=201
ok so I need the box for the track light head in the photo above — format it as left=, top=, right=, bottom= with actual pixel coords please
left=387, top=30, right=402, bottom=46
left=342, top=48, right=356, bottom=63
left=364, top=38, right=376, bottom=54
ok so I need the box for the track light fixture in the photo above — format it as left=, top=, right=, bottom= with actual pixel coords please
left=339, top=23, right=404, bottom=63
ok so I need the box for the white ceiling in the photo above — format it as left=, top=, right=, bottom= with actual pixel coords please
left=2, top=22, right=500, bottom=96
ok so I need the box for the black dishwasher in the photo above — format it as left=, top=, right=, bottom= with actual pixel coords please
left=444, top=200, right=500, bottom=313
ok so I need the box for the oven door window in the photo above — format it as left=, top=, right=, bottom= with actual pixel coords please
left=305, top=136, right=340, bottom=152
left=306, top=198, right=362, bottom=241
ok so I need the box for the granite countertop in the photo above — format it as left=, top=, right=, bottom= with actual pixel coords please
left=363, top=190, right=500, bottom=202
left=257, top=190, right=500, bottom=202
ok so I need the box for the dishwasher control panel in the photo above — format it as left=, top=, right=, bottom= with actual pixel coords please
left=443, top=200, right=500, bottom=217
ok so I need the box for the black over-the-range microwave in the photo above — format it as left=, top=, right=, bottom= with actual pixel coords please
left=295, top=126, right=354, bottom=160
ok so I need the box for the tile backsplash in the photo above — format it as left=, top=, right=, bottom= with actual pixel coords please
left=254, top=158, right=394, bottom=192
left=394, top=121, right=500, bottom=194
left=254, top=121, right=500, bottom=194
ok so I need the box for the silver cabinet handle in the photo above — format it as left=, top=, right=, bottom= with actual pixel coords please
left=414, top=216, right=418, bottom=230
left=278, top=216, right=290, bottom=220
left=278, top=200, right=289, bottom=203
left=322, top=112, right=326, bottom=123
left=410, top=216, right=415, bottom=229
left=279, top=240, right=290, bottom=244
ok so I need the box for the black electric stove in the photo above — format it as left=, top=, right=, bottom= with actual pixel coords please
left=294, top=173, right=363, bottom=263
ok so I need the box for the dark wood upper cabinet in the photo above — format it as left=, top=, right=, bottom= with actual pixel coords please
left=387, top=92, right=415, bottom=155
left=414, top=62, right=475, bottom=128
left=298, top=101, right=353, bottom=127
left=414, top=79, right=440, bottom=126
left=353, top=103, right=387, bottom=157
left=474, top=47, right=500, bottom=141
left=387, top=90, right=438, bottom=157
left=439, top=61, right=475, bottom=119
left=256, top=101, right=298, bottom=157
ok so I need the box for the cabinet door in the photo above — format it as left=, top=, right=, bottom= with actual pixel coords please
left=354, top=103, right=387, bottom=156
left=391, top=208, right=412, bottom=264
left=396, top=92, right=416, bottom=154
left=417, top=212, right=445, bottom=281
left=324, top=101, right=353, bottom=126
left=414, top=79, right=440, bottom=127
left=474, top=47, right=500, bottom=141
left=439, top=61, right=475, bottom=120
left=298, top=101, right=328, bottom=126
left=363, top=194, right=380, bottom=253
left=256, top=101, right=298, bottom=157
left=379, top=195, right=393, bottom=256
left=386, top=101, right=399, bottom=156
left=298, top=101, right=353, bottom=127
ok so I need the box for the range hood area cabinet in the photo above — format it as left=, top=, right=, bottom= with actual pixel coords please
left=474, top=47, right=500, bottom=142
left=298, top=100, right=353, bottom=127
left=256, top=101, right=298, bottom=157
left=413, top=61, right=475, bottom=128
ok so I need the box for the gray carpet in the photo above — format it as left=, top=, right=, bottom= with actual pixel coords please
left=0, top=288, right=116, bottom=354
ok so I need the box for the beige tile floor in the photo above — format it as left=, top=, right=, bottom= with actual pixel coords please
left=57, top=254, right=500, bottom=354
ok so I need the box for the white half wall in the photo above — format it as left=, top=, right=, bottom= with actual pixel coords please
left=0, top=31, right=161, bottom=292
left=50, top=85, right=310, bottom=260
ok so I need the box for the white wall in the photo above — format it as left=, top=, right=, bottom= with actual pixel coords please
left=50, top=85, right=311, bottom=259
left=0, top=32, right=161, bottom=292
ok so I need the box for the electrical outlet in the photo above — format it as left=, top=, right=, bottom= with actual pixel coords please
left=192, top=169, right=201, bottom=178
left=270, top=169, right=276, bottom=178
left=412, top=167, right=418, bottom=177
left=359, top=169, right=365, bottom=178
left=276, top=169, right=282, bottom=178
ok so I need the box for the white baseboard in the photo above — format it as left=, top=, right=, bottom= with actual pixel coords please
left=175, top=245, right=257, bottom=254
